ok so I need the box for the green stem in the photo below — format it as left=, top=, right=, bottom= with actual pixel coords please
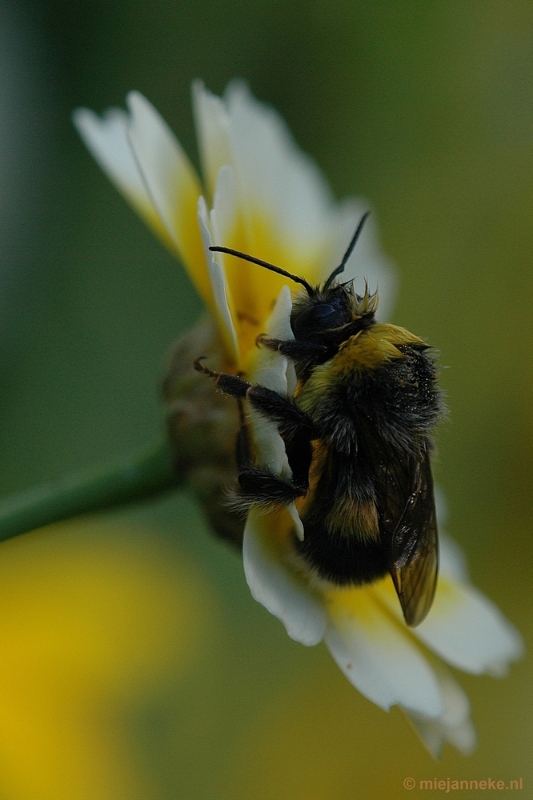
left=0, top=439, right=181, bottom=544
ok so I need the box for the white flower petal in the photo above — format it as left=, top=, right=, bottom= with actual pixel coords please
left=72, top=107, right=170, bottom=244
left=325, top=590, right=444, bottom=716
left=247, top=404, right=288, bottom=476
left=197, top=197, right=239, bottom=362
left=192, top=80, right=233, bottom=200
left=248, top=285, right=294, bottom=474
left=415, top=575, right=524, bottom=676
left=251, top=284, right=293, bottom=390
left=287, top=503, right=305, bottom=542
left=211, top=164, right=239, bottom=245
left=439, top=534, right=469, bottom=582
left=222, top=82, right=397, bottom=308
left=243, top=509, right=326, bottom=646
left=434, top=484, right=450, bottom=528
left=245, top=287, right=304, bottom=542
left=407, top=669, right=477, bottom=757
left=126, top=92, right=206, bottom=290
left=225, top=81, right=336, bottom=254
left=286, top=361, right=298, bottom=397
left=372, top=536, right=523, bottom=676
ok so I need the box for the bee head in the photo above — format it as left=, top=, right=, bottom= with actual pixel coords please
left=291, top=211, right=377, bottom=341
left=209, top=212, right=375, bottom=344
left=290, top=281, right=378, bottom=342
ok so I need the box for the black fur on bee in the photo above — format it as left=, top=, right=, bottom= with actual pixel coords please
left=195, top=213, right=445, bottom=626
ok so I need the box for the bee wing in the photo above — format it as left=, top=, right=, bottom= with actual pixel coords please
left=375, top=443, right=438, bottom=627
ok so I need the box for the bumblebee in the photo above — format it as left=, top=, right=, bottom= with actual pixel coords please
left=195, top=213, right=445, bottom=626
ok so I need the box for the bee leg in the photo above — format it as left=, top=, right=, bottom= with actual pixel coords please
left=237, top=466, right=307, bottom=508
left=246, top=385, right=317, bottom=440
left=234, top=395, right=312, bottom=510
left=257, top=335, right=327, bottom=361
left=194, top=358, right=316, bottom=440
left=194, top=357, right=251, bottom=397
left=284, top=430, right=313, bottom=490
left=195, top=359, right=314, bottom=509
left=237, top=415, right=314, bottom=512
left=235, top=397, right=252, bottom=469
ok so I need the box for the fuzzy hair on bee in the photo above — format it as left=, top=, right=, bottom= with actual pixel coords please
left=195, top=213, right=445, bottom=626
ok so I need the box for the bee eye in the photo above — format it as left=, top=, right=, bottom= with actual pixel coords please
left=292, top=302, right=348, bottom=337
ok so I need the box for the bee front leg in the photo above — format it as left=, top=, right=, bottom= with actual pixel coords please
left=257, top=334, right=327, bottom=362
left=193, top=357, right=251, bottom=397
left=228, top=397, right=308, bottom=511
left=194, top=357, right=316, bottom=440
left=195, top=358, right=315, bottom=510
left=237, top=388, right=315, bottom=508
left=246, top=384, right=317, bottom=441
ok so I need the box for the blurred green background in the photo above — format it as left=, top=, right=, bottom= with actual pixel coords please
left=0, top=1, right=531, bottom=798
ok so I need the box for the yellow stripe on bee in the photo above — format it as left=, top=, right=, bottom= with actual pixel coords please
left=333, top=324, right=426, bottom=376
left=325, top=497, right=379, bottom=541
left=297, top=324, right=426, bottom=415
left=304, top=442, right=380, bottom=540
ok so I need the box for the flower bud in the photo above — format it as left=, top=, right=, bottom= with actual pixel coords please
left=162, top=315, right=244, bottom=546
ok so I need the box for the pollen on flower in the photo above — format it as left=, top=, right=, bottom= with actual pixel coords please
left=326, top=580, right=397, bottom=631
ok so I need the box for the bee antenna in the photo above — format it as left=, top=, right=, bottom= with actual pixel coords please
left=209, top=246, right=315, bottom=295
left=323, top=211, right=370, bottom=290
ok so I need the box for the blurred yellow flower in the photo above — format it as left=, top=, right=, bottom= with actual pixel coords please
left=0, top=520, right=209, bottom=800
left=74, top=81, right=523, bottom=755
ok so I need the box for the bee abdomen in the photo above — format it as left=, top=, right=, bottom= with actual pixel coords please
left=324, top=495, right=379, bottom=540
left=294, top=517, right=389, bottom=585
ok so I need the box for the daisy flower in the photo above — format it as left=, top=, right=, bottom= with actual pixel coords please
left=74, top=81, right=523, bottom=755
